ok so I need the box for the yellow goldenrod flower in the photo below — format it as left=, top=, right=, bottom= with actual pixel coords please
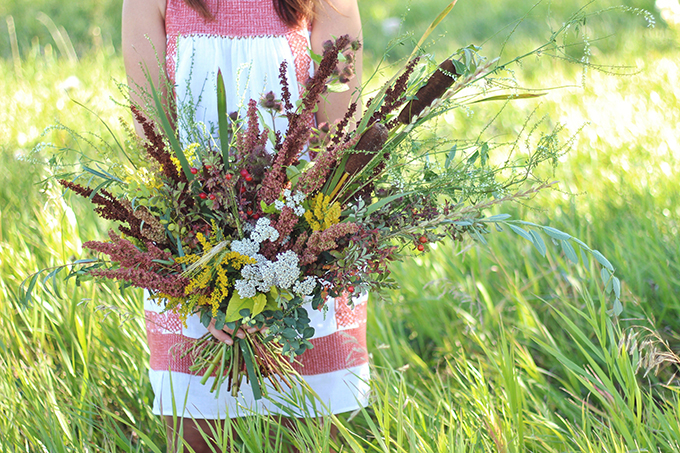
left=304, top=193, right=341, bottom=231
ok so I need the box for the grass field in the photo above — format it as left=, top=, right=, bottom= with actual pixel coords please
left=2, top=0, right=680, bottom=451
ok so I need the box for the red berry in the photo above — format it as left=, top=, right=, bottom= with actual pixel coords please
left=209, top=193, right=216, bottom=200
left=419, top=236, right=428, bottom=244
left=240, top=168, right=249, bottom=177
left=240, top=187, right=246, bottom=194
left=246, top=209, right=253, bottom=216
left=190, top=167, right=198, bottom=174
left=347, top=285, right=355, bottom=294
left=205, top=165, right=212, bottom=170
left=245, top=175, right=253, bottom=182
left=199, top=192, right=207, bottom=199
left=252, top=213, right=260, bottom=220
left=417, top=244, right=425, bottom=252
left=225, top=173, right=233, bottom=181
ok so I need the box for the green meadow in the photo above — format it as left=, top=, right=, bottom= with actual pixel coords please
left=2, top=0, right=680, bottom=451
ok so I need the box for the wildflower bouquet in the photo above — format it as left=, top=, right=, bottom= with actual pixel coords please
left=39, top=4, right=624, bottom=399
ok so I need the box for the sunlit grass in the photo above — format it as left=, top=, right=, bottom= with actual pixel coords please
left=1, top=0, right=679, bottom=451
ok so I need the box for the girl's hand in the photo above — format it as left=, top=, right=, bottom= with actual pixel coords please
left=207, top=319, right=267, bottom=345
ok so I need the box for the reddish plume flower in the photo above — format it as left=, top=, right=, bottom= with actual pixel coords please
left=130, top=106, right=185, bottom=185
left=85, top=231, right=188, bottom=297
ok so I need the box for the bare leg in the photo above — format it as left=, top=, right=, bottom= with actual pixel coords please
left=164, top=416, right=233, bottom=453
left=164, top=415, right=338, bottom=453
left=278, top=416, right=339, bottom=453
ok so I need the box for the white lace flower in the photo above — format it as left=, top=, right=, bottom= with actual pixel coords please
left=272, top=250, right=300, bottom=289
left=231, top=238, right=260, bottom=258
left=234, top=278, right=257, bottom=299
left=250, top=217, right=279, bottom=243
left=292, top=190, right=305, bottom=204
left=293, top=276, right=317, bottom=296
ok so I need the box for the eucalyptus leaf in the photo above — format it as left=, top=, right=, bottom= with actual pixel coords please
left=529, top=230, right=547, bottom=257
left=480, top=213, right=511, bottom=222
left=542, top=226, right=571, bottom=241
left=561, top=239, right=579, bottom=264
left=592, top=250, right=614, bottom=272
left=444, top=145, right=457, bottom=169
left=613, top=276, right=621, bottom=299
left=507, top=224, right=533, bottom=242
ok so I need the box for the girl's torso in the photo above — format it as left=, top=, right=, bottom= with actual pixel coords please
left=165, top=0, right=312, bottom=139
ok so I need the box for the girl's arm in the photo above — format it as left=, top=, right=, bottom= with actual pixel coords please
left=310, top=0, right=363, bottom=126
left=122, top=0, right=167, bottom=136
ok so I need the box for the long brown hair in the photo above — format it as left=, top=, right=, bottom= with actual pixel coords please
left=183, top=0, right=316, bottom=28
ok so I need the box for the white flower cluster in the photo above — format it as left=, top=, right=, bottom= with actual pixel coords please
left=250, top=217, right=280, bottom=243
left=231, top=238, right=260, bottom=258
left=231, top=217, right=278, bottom=260
left=234, top=250, right=302, bottom=299
left=293, top=276, right=318, bottom=296
left=274, top=189, right=305, bottom=216
left=232, top=216, right=317, bottom=300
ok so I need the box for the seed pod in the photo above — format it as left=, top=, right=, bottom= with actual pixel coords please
left=398, top=59, right=459, bottom=125
left=344, top=123, right=389, bottom=176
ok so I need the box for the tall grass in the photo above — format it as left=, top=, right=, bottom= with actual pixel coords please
left=1, top=0, right=679, bottom=451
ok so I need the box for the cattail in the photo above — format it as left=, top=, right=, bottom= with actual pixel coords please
left=344, top=123, right=388, bottom=176
left=398, top=59, right=459, bottom=125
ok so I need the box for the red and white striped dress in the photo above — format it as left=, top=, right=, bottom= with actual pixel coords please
left=144, top=0, right=370, bottom=419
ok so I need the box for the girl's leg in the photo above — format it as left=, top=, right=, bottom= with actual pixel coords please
left=164, top=416, right=231, bottom=453
left=164, top=415, right=338, bottom=452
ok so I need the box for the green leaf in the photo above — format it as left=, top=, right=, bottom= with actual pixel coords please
left=327, top=83, right=349, bottom=93
left=579, top=247, right=590, bottom=269
left=216, top=69, right=231, bottom=170
left=309, top=50, right=323, bottom=65
left=19, top=273, right=40, bottom=307
left=410, top=0, right=458, bottom=57
left=542, top=226, right=571, bottom=241
left=240, top=341, right=262, bottom=400
left=365, top=191, right=414, bottom=216
left=444, top=145, right=457, bottom=169
left=480, top=213, right=511, bottom=222
left=470, top=93, right=546, bottom=104
left=592, top=250, right=614, bottom=272
left=286, top=165, right=302, bottom=187
left=471, top=229, right=487, bottom=245
left=260, top=200, right=278, bottom=214
left=251, top=293, right=267, bottom=316
left=451, top=59, right=466, bottom=75
left=225, top=292, right=256, bottom=322
left=265, top=287, right=279, bottom=310
left=530, top=230, right=547, bottom=257
left=507, top=224, right=533, bottom=242
left=561, top=239, right=579, bottom=264
left=601, top=267, right=613, bottom=292
left=613, top=276, right=621, bottom=300
left=612, top=298, right=623, bottom=316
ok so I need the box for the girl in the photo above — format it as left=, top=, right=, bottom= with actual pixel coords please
left=121, top=0, right=366, bottom=450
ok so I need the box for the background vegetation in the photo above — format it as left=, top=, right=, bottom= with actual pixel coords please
left=1, top=0, right=679, bottom=451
